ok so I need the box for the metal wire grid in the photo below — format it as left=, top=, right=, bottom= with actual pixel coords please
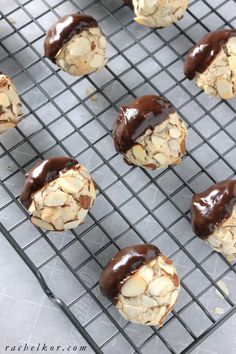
left=0, top=0, right=236, bottom=352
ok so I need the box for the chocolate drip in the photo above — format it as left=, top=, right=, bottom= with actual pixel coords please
left=44, top=13, right=98, bottom=62
left=191, top=180, right=236, bottom=239
left=20, top=157, right=77, bottom=209
left=113, top=95, right=176, bottom=153
left=99, top=244, right=161, bottom=304
left=184, top=29, right=236, bottom=80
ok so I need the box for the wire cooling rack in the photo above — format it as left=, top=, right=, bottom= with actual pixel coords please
left=0, top=0, right=236, bottom=353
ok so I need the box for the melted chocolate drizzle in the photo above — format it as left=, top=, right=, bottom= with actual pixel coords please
left=44, top=13, right=98, bottom=62
left=191, top=180, right=236, bottom=239
left=113, top=95, right=176, bottom=153
left=184, top=29, right=236, bottom=80
left=99, top=244, right=161, bottom=304
left=20, top=157, right=77, bottom=210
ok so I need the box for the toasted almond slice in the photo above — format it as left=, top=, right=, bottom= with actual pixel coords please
left=69, top=37, right=91, bottom=56
left=159, top=263, right=175, bottom=276
left=77, top=208, right=88, bottom=221
left=132, top=144, right=146, bottom=161
left=121, top=275, right=147, bottom=297
left=216, top=78, right=233, bottom=100
left=134, top=16, right=156, bottom=27
left=169, top=127, right=181, bottom=138
left=64, top=220, right=80, bottom=229
left=0, top=92, right=10, bottom=107
left=58, top=176, right=84, bottom=194
left=148, top=276, right=173, bottom=297
left=44, top=190, right=68, bottom=207
left=168, top=139, right=180, bottom=152
left=89, top=27, right=100, bottom=35
left=31, top=216, right=54, bottom=230
left=99, top=36, right=107, bottom=49
left=138, top=265, right=154, bottom=283
left=151, top=135, right=165, bottom=150
left=142, top=295, right=158, bottom=308
left=169, top=289, right=179, bottom=308
left=229, top=56, right=236, bottom=72
left=90, top=54, right=104, bottom=68
left=227, top=37, right=236, bottom=54
left=122, top=304, right=141, bottom=318
left=155, top=119, right=169, bottom=134
left=208, top=235, right=221, bottom=248
left=153, top=152, right=167, bottom=165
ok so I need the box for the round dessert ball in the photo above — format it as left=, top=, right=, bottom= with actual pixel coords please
left=0, top=73, right=23, bottom=133
left=99, top=244, right=180, bottom=326
left=184, top=29, right=236, bottom=100
left=124, top=0, right=189, bottom=28
left=192, top=180, right=236, bottom=260
left=113, top=95, right=187, bottom=170
left=20, top=157, right=96, bottom=231
left=44, top=13, right=107, bottom=76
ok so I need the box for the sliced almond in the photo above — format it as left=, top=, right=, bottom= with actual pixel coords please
left=134, top=16, right=156, bottom=27
left=169, top=127, right=181, bottom=139
left=148, top=276, right=173, bottom=297
left=58, top=176, right=84, bottom=194
left=169, top=289, right=179, bottom=308
left=0, top=92, right=10, bottom=107
left=138, top=265, right=154, bottom=283
left=155, top=119, right=169, bottom=134
left=229, top=56, right=236, bottom=72
left=159, top=263, right=175, bottom=276
left=153, top=152, right=167, bottom=165
left=168, top=139, right=180, bottom=152
left=207, top=235, right=221, bottom=248
left=69, top=37, right=91, bottom=56
left=216, top=78, right=233, bottom=100
left=31, top=216, right=54, bottom=231
left=151, top=135, right=165, bottom=150
left=90, top=54, right=104, bottom=68
left=89, top=27, right=100, bottom=35
left=142, top=295, right=158, bottom=308
left=77, top=208, right=88, bottom=221
left=99, top=36, right=107, bottom=49
left=122, top=304, right=140, bottom=318
left=44, top=191, right=68, bottom=207
left=64, top=220, right=80, bottom=229
left=121, top=275, right=147, bottom=297
left=132, top=144, right=146, bottom=162
left=227, top=37, right=236, bottom=54
left=0, top=122, right=16, bottom=131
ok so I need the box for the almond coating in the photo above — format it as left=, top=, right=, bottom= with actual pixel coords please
left=99, top=244, right=180, bottom=326
left=0, top=73, right=23, bottom=133
left=44, top=14, right=107, bottom=76
left=131, top=0, right=189, bottom=28
left=20, top=157, right=96, bottom=231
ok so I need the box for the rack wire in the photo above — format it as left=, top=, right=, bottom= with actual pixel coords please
left=0, top=0, right=236, bottom=352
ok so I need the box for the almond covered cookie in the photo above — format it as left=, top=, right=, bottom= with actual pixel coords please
left=20, top=157, right=96, bottom=231
left=113, top=95, right=187, bottom=170
left=184, top=29, right=236, bottom=100
left=99, top=244, right=180, bottom=326
left=124, top=0, right=189, bottom=28
left=44, top=13, right=107, bottom=76
left=192, top=180, right=236, bottom=259
left=0, top=73, right=23, bottom=133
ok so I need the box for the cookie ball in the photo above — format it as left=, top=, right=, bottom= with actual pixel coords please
left=99, top=244, right=180, bottom=326
left=124, top=0, right=189, bottom=28
left=44, top=13, right=107, bottom=76
left=0, top=73, right=23, bottom=133
left=184, top=29, right=236, bottom=100
left=192, top=180, right=236, bottom=259
left=20, top=157, right=96, bottom=231
left=113, top=95, right=187, bottom=170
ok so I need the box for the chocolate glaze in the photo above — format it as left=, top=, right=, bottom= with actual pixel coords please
left=20, top=157, right=77, bottom=210
left=99, top=244, right=161, bottom=304
left=191, top=180, right=236, bottom=239
left=44, top=14, right=98, bottom=62
left=184, top=29, right=236, bottom=80
left=113, top=95, right=176, bottom=153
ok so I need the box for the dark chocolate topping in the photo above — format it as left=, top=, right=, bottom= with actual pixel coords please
left=20, top=156, right=77, bottom=210
left=113, top=95, right=176, bottom=153
left=191, top=180, right=236, bottom=239
left=44, top=13, right=98, bottom=62
left=184, top=29, right=236, bottom=80
left=99, top=244, right=161, bottom=304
